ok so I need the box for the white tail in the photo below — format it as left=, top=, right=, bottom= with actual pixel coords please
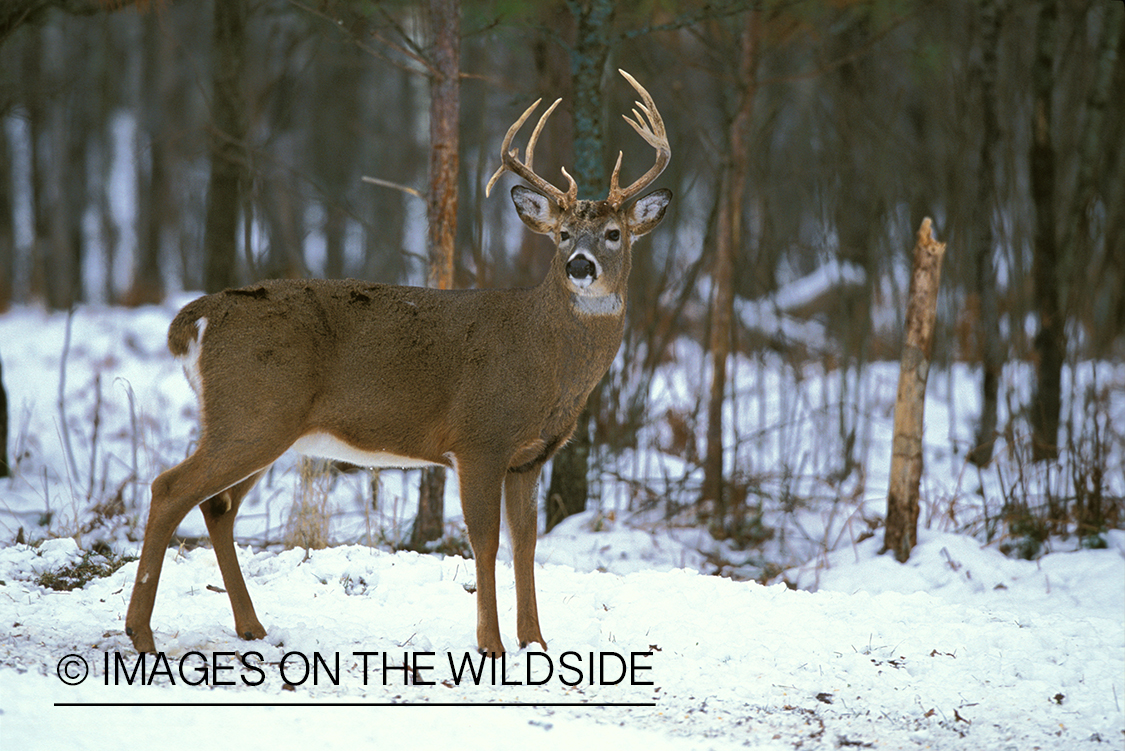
left=124, top=70, right=672, bottom=656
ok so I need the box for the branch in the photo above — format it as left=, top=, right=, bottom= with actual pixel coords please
left=1, top=0, right=147, bottom=46
left=287, top=0, right=437, bottom=77
left=362, top=175, right=424, bottom=201
left=618, top=0, right=753, bottom=42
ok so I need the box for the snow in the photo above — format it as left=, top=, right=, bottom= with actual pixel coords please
left=1, top=530, right=1121, bottom=749
left=1, top=301, right=1123, bottom=749
left=732, top=258, right=867, bottom=354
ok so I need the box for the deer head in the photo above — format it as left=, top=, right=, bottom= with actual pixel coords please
left=487, top=69, right=672, bottom=315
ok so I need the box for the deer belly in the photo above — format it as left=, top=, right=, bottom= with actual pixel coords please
left=290, top=432, right=439, bottom=469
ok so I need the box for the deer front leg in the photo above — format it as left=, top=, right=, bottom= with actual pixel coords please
left=505, top=465, right=546, bottom=651
left=458, top=460, right=506, bottom=656
left=199, top=471, right=267, bottom=643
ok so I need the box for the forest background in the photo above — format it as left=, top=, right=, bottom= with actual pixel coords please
left=0, top=0, right=1122, bottom=567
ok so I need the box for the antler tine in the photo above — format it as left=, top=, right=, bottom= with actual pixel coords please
left=524, top=97, right=560, bottom=173
left=486, top=98, right=540, bottom=198
left=526, top=100, right=578, bottom=203
left=607, top=69, right=671, bottom=208
left=608, top=150, right=624, bottom=202
left=559, top=166, right=578, bottom=205
left=486, top=97, right=572, bottom=208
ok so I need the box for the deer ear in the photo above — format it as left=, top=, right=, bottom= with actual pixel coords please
left=627, top=189, right=672, bottom=238
left=512, top=186, right=559, bottom=235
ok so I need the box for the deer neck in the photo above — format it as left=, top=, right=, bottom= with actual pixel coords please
left=525, top=256, right=627, bottom=392
left=543, top=251, right=629, bottom=323
left=571, top=291, right=624, bottom=317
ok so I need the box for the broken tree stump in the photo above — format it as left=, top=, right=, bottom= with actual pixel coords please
left=883, top=217, right=947, bottom=562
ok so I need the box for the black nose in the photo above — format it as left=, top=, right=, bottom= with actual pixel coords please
left=567, top=256, right=596, bottom=280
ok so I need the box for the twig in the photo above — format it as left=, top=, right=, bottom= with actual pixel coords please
left=287, top=0, right=437, bottom=77
left=362, top=175, right=424, bottom=201
left=115, top=377, right=140, bottom=511
left=87, top=372, right=102, bottom=502
left=57, top=308, right=81, bottom=487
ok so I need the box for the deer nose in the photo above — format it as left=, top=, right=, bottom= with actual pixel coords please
left=566, top=255, right=597, bottom=281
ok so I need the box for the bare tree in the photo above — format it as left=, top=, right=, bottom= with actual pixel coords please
left=412, top=0, right=460, bottom=548
left=0, top=112, right=12, bottom=309
left=203, top=0, right=248, bottom=294
left=127, top=7, right=168, bottom=305
left=968, top=0, right=1004, bottom=467
left=0, top=351, right=8, bottom=477
left=1028, top=0, right=1062, bottom=463
left=703, top=10, right=758, bottom=535
left=1059, top=2, right=1122, bottom=345
left=21, top=28, right=51, bottom=306
left=544, top=0, right=617, bottom=532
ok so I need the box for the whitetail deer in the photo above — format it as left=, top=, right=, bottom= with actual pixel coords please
left=124, top=69, right=671, bottom=656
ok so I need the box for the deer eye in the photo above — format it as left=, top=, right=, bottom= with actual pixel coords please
left=560, top=230, right=570, bottom=242
left=606, top=229, right=620, bottom=242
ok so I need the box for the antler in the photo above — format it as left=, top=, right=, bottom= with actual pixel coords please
left=606, top=69, right=671, bottom=208
left=487, top=70, right=669, bottom=209
left=486, top=97, right=578, bottom=208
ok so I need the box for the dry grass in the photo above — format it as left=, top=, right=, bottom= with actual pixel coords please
left=283, top=457, right=335, bottom=550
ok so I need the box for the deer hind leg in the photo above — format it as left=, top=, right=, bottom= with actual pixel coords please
left=457, top=458, right=507, bottom=657
left=200, top=470, right=267, bottom=642
left=505, top=465, right=546, bottom=651
left=125, top=441, right=285, bottom=653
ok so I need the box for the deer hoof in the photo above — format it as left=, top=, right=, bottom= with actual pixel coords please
left=477, top=642, right=505, bottom=659
left=126, top=625, right=156, bottom=654
left=237, top=622, right=267, bottom=642
left=519, top=638, right=548, bottom=652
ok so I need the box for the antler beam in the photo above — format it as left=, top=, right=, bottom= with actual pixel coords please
left=485, top=97, right=578, bottom=208
left=606, top=69, right=671, bottom=208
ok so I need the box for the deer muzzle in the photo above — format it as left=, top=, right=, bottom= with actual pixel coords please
left=566, top=252, right=598, bottom=288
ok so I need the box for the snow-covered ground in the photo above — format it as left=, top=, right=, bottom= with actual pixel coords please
left=1, top=529, right=1121, bottom=749
left=1, top=300, right=1123, bottom=749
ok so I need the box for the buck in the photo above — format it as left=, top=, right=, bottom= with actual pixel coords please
left=124, top=69, right=671, bottom=657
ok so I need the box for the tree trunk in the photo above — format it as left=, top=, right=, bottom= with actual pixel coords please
left=1060, top=2, right=1121, bottom=335
left=0, top=352, right=8, bottom=477
left=883, top=218, right=946, bottom=563
left=203, top=0, right=247, bottom=294
left=411, top=0, right=460, bottom=549
left=32, top=22, right=85, bottom=310
left=545, top=423, right=591, bottom=532
left=0, top=113, right=13, bottom=310
left=969, top=0, right=1003, bottom=468
left=94, top=14, right=121, bottom=305
left=703, top=10, right=757, bottom=535
left=829, top=14, right=879, bottom=479
left=568, top=0, right=614, bottom=198
left=314, top=26, right=364, bottom=281
left=54, top=58, right=89, bottom=309
left=1093, top=11, right=1125, bottom=352
left=545, top=0, right=615, bottom=532
left=24, top=31, right=50, bottom=305
left=128, top=7, right=167, bottom=306
left=1029, top=0, right=1061, bottom=463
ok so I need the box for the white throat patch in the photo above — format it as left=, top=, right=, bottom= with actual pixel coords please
left=573, top=293, right=622, bottom=317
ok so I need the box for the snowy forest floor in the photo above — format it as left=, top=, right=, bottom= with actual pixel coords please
left=0, top=300, right=1123, bottom=750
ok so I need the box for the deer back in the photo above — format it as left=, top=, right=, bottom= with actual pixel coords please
left=168, top=275, right=626, bottom=472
